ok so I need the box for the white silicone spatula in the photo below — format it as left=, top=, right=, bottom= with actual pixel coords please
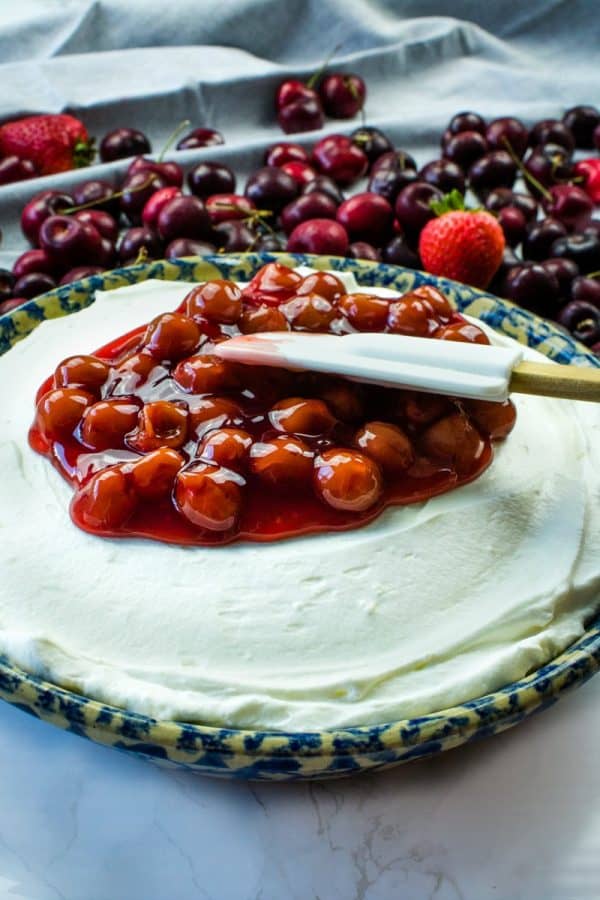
left=214, top=331, right=600, bottom=403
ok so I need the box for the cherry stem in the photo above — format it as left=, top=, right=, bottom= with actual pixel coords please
left=586, top=269, right=600, bottom=279
left=157, top=120, right=191, bottom=162
left=306, top=43, right=343, bottom=89
left=501, top=136, right=551, bottom=201
left=61, top=175, right=157, bottom=214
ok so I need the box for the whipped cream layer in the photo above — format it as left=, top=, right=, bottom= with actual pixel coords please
left=1, top=276, right=599, bottom=731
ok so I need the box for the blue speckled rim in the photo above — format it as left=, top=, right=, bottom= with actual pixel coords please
left=1, top=252, right=599, bottom=781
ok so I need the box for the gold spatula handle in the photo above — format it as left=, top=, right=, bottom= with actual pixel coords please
left=509, top=361, right=600, bottom=402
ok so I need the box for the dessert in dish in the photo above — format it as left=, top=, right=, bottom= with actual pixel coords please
left=0, top=266, right=599, bottom=732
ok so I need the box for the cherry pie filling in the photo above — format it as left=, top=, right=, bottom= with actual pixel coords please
left=29, top=263, right=516, bottom=545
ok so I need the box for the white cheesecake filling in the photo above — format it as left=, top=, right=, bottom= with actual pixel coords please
left=0, top=276, right=599, bottom=731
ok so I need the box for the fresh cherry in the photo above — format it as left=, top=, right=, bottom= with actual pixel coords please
left=175, top=128, right=224, bottom=150
left=13, top=272, right=56, bottom=299
left=441, top=130, right=488, bottom=168
left=336, top=192, right=393, bottom=244
left=312, top=135, right=368, bottom=186
left=165, top=238, right=216, bottom=259
left=287, top=218, right=349, bottom=255
left=522, top=217, right=567, bottom=261
left=0, top=297, right=28, bottom=316
left=542, top=184, right=593, bottom=232
left=497, top=207, right=527, bottom=247
left=141, top=186, right=182, bottom=229
left=21, top=191, right=74, bottom=245
left=468, top=151, right=517, bottom=197
left=275, top=80, right=318, bottom=110
left=394, top=182, right=442, bottom=238
left=245, top=166, right=299, bottom=214
left=529, top=119, right=575, bottom=153
left=127, top=156, right=183, bottom=188
left=419, top=159, right=466, bottom=194
left=571, top=276, right=600, bottom=308
left=319, top=73, right=366, bottom=119
left=156, top=195, right=211, bottom=243
left=302, top=175, right=345, bottom=204
left=12, top=249, right=58, bottom=279
left=371, top=150, right=418, bottom=175
left=59, top=266, right=105, bottom=285
left=73, top=209, right=119, bottom=243
left=212, top=220, right=258, bottom=252
left=550, top=233, right=600, bottom=274
left=503, top=263, right=560, bottom=316
left=187, top=161, right=236, bottom=198
left=448, top=111, right=486, bottom=135
left=280, top=192, right=338, bottom=235
left=120, top=171, right=167, bottom=224
left=485, top=188, right=538, bottom=222
left=280, top=161, right=317, bottom=186
left=350, top=127, right=393, bottom=166
left=265, top=142, right=310, bottom=167
left=117, top=227, right=163, bottom=263
left=100, top=128, right=151, bottom=162
left=541, top=258, right=579, bottom=298
left=558, top=300, right=600, bottom=345
left=205, top=194, right=255, bottom=224
left=0, top=268, right=14, bottom=302
left=523, top=144, right=572, bottom=196
left=381, top=235, right=421, bottom=269
left=368, top=164, right=418, bottom=204
left=485, top=117, right=529, bottom=157
left=38, top=216, right=101, bottom=268
left=278, top=96, right=325, bottom=134
left=0, top=156, right=37, bottom=185
left=348, top=241, right=380, bottom=261
left=562, top=106, right=600, bottom=149
left=71, top=179, right=120, bottom=218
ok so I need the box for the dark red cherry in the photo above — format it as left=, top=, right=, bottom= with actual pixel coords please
left=562, top=106, right=600, bottom=149
left=21, top=190, right=74, bottom=245
left=419, top=159, right=466, bottom=194
left=100, top=128, right=151, bottom=162
left=558, top=300, right=600, bottom=345
left=278, top=96, right=325, bottom=134
left=245, top=167, right=299, bottom=214
left=264, top=142, right=310, bottom=167
left=350, top=127, right=393, bottom=166
left=441, top=130, right=488, bottom=168
left=0, top=156, right=37, bottom=185
left=312, top=135, right=368, bottom=186
left=287, top=219, right=349, bottom=255
left=176, top=128, right=224, bottom=150
left=336, top=192, right=393, bottom=244
left=280, top=192, right=338, bottom=235
left=394, top=182, right=442, bottom=238
left=156, top=195, right=212, bottom=243
left=187, top=161, right=235, bottom=198
left=448, top=111, right=486, bottom=135
left=319, top=73, right=366, bottom=119
left=485, top=117, right=529, bottom=157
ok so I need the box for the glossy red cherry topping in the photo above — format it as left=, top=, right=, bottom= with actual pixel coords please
left=29, top=264, right=516, bottom=545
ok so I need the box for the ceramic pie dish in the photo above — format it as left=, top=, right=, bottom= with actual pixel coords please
left=1, top=252, right=599, bottom=781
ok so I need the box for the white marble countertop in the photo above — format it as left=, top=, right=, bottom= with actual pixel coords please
left=0, top=675, right=598, bottom=900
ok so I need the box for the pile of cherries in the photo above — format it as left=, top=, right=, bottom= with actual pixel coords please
left=2, top=104, right=600, bottom=356
left=276, top=71, right=366, bottom=134
left=30, top=263, right=516, bottom=545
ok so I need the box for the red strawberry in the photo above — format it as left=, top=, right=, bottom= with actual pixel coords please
left=419, top=191, right=505, bottom=289
left=0, top=114, right=94, bottom=176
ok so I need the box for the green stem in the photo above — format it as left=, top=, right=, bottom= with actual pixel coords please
left=501, top=135, right=551, bottom=201
left=157, top=120, right=191, bottom=161
left=306, top=43, right=343, bottom=89
left=61, top=175, right=157, bottom=214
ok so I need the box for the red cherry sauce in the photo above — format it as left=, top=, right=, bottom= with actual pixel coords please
left=29, top=266, right=511, bottom=546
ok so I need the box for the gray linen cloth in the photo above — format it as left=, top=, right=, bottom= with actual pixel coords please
left=0, top=1, right=598, bottom=267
